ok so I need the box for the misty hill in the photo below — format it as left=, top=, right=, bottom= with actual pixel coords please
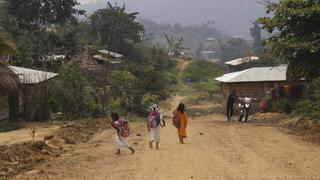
left=139, top=19, right=225, bottom=56
left=80, top=0, right=267, bottom=37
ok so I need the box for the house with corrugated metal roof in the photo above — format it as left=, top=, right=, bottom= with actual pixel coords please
left=225, top=56, right=260, bottom=73
left=0, top=66, right=58, bottom=123
left=215, top=65, right=307, bottom=112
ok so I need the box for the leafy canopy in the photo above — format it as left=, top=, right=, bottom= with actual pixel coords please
left=5, top=0, right=85, bottom=32
left=90, top=2, right=144, bottom=54
left=258, top=0, right=320, bottom=80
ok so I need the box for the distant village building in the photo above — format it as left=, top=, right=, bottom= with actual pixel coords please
left=215, top=65, right=307, bottom=112
left=200, top=51, right=217, bottom=62
left=94, top=49, right=124, bottom=64
left=225, top=56, right=259, bottom=72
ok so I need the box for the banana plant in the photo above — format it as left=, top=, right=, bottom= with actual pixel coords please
left=165, top=33, right=190, bottom=57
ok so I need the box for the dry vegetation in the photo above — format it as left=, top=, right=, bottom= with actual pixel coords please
left=252, top=113, right=320, bottom=144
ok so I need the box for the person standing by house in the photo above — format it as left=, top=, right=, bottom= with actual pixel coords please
left=174, top=103, right=189, bottom=144
left=226, top=90, right=238, bottom=122
left=146, top=104, right=165, bottom=150
left=111, top=112, right=135, bottom=155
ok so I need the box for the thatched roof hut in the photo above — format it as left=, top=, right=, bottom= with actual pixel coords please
left=0, top=63, right=19, bottom=90
left=0, top=63, right=19, bottom=122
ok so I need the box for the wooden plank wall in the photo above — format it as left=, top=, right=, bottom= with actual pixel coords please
left=0, top=94, right=9, bottom=121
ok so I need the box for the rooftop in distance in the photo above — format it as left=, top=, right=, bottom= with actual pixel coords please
left=225, top=56, right=259, bottom=66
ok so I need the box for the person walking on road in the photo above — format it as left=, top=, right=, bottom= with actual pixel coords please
left=174, top=103, right=189, bottom=144
left=146, top=104, right=165, bottom=150
left=226, top=90, right=237, bottom=122
left=111, top=112, right=135, bottom=155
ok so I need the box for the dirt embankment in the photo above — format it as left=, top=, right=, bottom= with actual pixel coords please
left=252, top=113, right=320, bottom=144
left=48, top=119, right=111, bottom=148
left=0, top=141, right=62, bottom=179
left=0, top=118, right=110, bottom=179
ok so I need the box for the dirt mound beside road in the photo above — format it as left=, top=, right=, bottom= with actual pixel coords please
left=0, top=141, right=62, bottom=179
left=48, top=119, right=111, bottom=147
left=253, top=112, right=320, bottom=144
left=0, top=118, right=111, bottom=179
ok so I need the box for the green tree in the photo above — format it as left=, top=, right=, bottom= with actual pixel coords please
left=220, top=38, right=251, bottom=62
left=110, top=71, right=137, bottom=110
left=0, top=27, right=15, bottom=56
left=2, top=0, right=85, bottom=67
left=90, top=2, right=144, bottom=54
left=250, top=22, right=262, bottom=53
left=50, top=64, right=87, bottom=119
left=258, top=0, right=320, bottom=80
left=4, top=0, right=84, bottom=32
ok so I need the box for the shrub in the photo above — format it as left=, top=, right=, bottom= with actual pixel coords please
left=313, top=77, right=320, bottom=100
left=277, top=98, right=292, bottom=114
left=294, top=98, right=320, bottom=121
left=49, top=64, right=88, bottom=119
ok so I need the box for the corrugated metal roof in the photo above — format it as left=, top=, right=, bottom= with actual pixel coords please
left=215, top=66, right=287, bottom=83
left=98, top=49, right=124, bottom=59
left=93, top=55, right=122, bottom=64
left=40, top=55, right=66, bottom=62
left=225, top=56, right=259, bottom=66
left=9, top=66, right=58, bottom=84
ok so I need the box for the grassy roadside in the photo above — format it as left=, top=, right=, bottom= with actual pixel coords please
left=173, top=59, right=224, bottom=117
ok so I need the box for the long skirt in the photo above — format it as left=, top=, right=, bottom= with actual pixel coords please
left=150, top=126, right=161, bottom=143
left=115, top=135, right=130, bottom=149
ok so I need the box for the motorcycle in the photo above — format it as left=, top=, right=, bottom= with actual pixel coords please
left=238, top=101, right=245, bottom=122
left=238, top=97, right=253, bottom=122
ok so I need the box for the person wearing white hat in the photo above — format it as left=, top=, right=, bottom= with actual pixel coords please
left=146, top=104, right=165, bottom=149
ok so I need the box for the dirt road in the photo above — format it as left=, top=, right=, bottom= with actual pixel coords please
left=12, top=61, right=320, bottom=180
left=17, top=96, right=320, bottom=180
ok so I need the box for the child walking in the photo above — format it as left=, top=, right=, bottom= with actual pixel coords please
left=111, top=112, right=135, bottom=155
left=146, top=104, right=165, bottom=150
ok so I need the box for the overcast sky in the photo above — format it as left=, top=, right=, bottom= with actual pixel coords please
left=78, top=0, right=268, bottom=37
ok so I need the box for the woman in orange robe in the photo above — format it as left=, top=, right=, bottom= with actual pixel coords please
left=177, top=103, right=189, bottom=144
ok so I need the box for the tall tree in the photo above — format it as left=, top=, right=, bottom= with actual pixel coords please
left=5, top=0, right=85, bottom=32
left=258, top=0, right=320, bottom=80
left=250, top=22, right=262, bottom=53
left=90, top=2, right=144, bottom=54
left=2, top=0, right=85, bottom=67
left=220, top=38, right=251, bottom=62
left=0, top=28, right=15, bottom=57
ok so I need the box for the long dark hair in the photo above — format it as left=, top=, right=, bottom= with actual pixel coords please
left=111, top=112, right=120, bottom=121
left=177, top=103, right=185, bottom=113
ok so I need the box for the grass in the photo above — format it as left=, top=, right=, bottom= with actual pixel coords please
left=0, top=124, right=22, bottom=133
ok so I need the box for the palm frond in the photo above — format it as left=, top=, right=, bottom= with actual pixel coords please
left=0, top=29, right=16, bottom=56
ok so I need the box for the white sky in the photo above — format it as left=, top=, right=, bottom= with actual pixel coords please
left=78, top=0, right=267, bottom=36
left=78, top=0, right=99, bottom=5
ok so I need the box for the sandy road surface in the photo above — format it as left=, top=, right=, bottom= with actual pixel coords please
left=17, top=101, right=320, bottom=180
left=0, top=125, right=59, bottom=145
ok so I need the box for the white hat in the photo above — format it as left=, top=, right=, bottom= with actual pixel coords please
left=151, top=104, right=160, bottom=112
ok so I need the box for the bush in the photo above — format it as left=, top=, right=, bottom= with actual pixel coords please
left=277, top=98, right=292, bottom=114
left=49, top=64, right=89, bottom=119
left=294, top=98, right=320, bottom=121
left=313, top=77, right=320, bottom=100
left=181, top=60, right=223, bottom=83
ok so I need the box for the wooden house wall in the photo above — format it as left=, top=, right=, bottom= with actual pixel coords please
left=0, top=90, right=9, bottom=121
